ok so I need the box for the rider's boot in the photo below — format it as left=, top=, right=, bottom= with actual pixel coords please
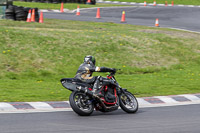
left=92, top=76, right=103, bottom=97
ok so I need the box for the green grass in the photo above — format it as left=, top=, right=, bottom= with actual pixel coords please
left=107, top=0, right=200, bottom=5
left=0, top=19, right=200, bottom=102
left=13, top=1, right=128, bottom=10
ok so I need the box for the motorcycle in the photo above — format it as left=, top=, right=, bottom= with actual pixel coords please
left=60, top=69, right=138, bottom=116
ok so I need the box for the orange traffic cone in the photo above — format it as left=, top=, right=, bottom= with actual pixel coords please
left=76, top=5, right=80, bottom=16
left=165, top=1, right=168, bottom=6
left=39, top=12, right=43, bottom=23
left=60, top=3, right=64, bottom=13
left=144, top=1, right=147, bottom=6
left=96, top=8, right=101, bottom=19
left=26, top=9, right=31, bottom=22
left=155, top=18, right=159, bottom=27
left=171, top=1, right=174, bottom=6
left=31, top=9, right=35, bottom=22
left=153, top=1, right=156, bottom=6
left=121, top=11, right=126, bottom=23
left=86, top=0, right=91, bottom=4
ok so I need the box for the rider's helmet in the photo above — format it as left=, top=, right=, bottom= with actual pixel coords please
left=84, top=55, right=96, bottom=65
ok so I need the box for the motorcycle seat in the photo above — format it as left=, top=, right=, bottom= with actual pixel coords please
left=61, top=78, right=92, bottom=89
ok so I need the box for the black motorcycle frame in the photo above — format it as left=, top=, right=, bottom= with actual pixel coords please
left=61, top=71, right=135, bottom=113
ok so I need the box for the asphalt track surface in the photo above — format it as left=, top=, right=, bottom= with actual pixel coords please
left=44, top=6, right=200, bottom=32
left=1, top=104, right=200, bottom=133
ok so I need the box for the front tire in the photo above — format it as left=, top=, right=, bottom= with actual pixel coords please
left=69, top=91, right=94, bottom=116
left=119, top=91, right=138, bottom=113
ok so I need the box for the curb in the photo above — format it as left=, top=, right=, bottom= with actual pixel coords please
left=1, top=93, right=200, bottom=112
left=39, top=9, right=75, bottom=13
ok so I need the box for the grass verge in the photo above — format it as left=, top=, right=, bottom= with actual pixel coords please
left=13, top=1, right=128, bottom=10
left=0, top=19, right=200, bottom=102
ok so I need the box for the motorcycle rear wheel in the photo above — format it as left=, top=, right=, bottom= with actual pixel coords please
left=70, top=91, right=94, bottom=116
left=119, top=91, right=138, bottom=113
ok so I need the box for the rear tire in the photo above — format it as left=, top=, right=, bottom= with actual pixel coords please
left=119, top=91, right=138, bottom=113
left=70, top=91, right=94, bottom=116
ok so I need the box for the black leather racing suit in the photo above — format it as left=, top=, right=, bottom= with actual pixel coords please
left=74, top=62, right=115, bottom=93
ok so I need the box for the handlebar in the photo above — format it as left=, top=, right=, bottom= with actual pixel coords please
left=109, top=68, right=121, bottom=76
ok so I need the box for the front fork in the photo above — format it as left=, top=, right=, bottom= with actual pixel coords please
left=119, top=88, right=131, bottom=101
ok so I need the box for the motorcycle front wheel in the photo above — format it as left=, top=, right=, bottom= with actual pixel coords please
left=69, top=91, right=94, bottom=116
left=119, top=91, right=138, bottom=113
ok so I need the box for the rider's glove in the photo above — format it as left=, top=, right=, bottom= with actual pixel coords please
left=111, top=68, right=116, bottom=73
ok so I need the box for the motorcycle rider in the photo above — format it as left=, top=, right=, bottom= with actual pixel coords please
left=75, top=55, right=116, bottom=96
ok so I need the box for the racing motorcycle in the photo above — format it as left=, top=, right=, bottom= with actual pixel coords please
left=61, top=70, right=138, bottom=116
